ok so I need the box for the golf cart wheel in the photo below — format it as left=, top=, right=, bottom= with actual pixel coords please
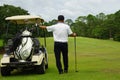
left=1, top=67, right=11, bottom=76
left=36, top=60, right=45, bottom=74
left=45, top=64, right=48, bottom=69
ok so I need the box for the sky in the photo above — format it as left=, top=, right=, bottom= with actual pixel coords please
left=0, top=0, right=120, bottom=21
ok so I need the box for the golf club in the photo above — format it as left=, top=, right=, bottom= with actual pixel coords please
left=74, top=36, right=78, bottom=72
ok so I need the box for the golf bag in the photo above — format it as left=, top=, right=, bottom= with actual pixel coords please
left=14, top=29, right=34, bottom=60
left=5, top=27, right=41, bottom=61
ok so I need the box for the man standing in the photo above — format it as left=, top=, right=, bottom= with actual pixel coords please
left=40, top=15, right=76, bottom=74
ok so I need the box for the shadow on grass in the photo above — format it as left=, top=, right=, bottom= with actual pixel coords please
left=3, top=68, right=49, bottom=77
left=2, top=67, right=56, bottom=77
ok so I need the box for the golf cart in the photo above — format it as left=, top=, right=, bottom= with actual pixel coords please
left=0, top=15, right=48, bottom=76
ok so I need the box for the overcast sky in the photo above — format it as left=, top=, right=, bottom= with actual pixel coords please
left=0, top=0, right=120, bottom=21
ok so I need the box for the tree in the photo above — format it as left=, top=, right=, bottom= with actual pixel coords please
left=104, top=14, right=115, bottom=39
left=86, top=14, right=97, bottom=37
left=0, top=4, right=29, bottom=38
left=93, top=13, right=109, bottom=39
left=73, top=16, right=87, bottom=36
left=96, top=13, right=107, bottom=21
left=113, top=10, right=120, bottom=41
left=65, top=19, right=73, bottom=26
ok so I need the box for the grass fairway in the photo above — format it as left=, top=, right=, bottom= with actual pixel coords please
left=0, top=37, right=120, bottom=80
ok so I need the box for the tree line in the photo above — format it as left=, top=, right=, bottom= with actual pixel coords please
left=44, top=12, right=120, bottom=41
left=0, top=4, right=120, bottom=42
left=71, top=12, right=120, bottom=41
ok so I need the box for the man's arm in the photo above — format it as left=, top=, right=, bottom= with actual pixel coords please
left=39, top=26, right=47, bottom=29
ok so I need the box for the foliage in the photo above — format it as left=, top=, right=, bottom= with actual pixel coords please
left=72, top=11, right=120, bottom=41
left=114, top=33, right=120, bottom=41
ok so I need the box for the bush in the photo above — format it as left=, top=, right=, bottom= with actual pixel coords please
left=113, top=33, right=120, bottom=41
left=1, top=34, right=13, bottom=45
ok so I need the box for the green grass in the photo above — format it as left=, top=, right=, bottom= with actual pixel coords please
left=0, top=37, right=120, bottom=80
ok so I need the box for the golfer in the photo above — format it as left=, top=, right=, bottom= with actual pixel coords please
left=40, top=15, right=76, bottom=74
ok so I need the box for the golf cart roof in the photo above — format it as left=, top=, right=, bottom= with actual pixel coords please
left=5, top=15, right=44, bottom=24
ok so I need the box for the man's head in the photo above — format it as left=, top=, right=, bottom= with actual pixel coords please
left=58, top=15, right=64, bottom=22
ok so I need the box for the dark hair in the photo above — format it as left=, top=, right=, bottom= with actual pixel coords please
left=58, top=15, right=64, bottom=21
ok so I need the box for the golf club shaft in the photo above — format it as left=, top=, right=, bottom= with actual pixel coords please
left=74, top=36, right=77, bottom=72
left=44, top=29, right=46, bottom=47
left=41, top=22, right=46, bottom=47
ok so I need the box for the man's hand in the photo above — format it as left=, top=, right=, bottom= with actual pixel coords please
left=73, top=33, right=76, bottom=37
left=70, top=33, right=76, bottom=37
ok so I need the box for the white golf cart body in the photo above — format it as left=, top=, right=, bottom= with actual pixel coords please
left=0, top=15, right=48, bottom=76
